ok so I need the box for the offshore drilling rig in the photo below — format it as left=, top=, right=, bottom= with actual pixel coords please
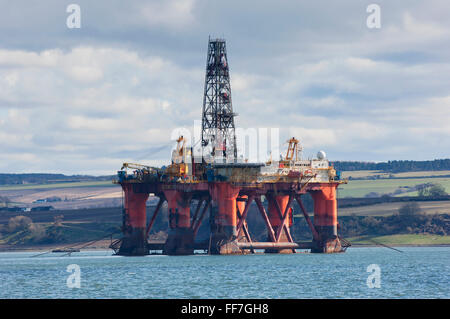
left=111, top=38, right=349, bottom=256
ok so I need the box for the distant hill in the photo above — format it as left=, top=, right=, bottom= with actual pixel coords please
left=2, top=158, right=450, bottom=184
left=332, top=159, right=450, bottom=173
left=0, top=173, right=114, bottom=185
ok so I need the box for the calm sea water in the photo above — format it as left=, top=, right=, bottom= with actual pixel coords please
left=0, top=247, right=448, bottom=299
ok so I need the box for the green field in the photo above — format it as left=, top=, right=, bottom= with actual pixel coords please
left=341, top=170, right=386, bottom=179
left=338, top=176, right=450, bottom=198
left=339, top=200, right=450, bottom=216
left=393, top=170, right=450, bottom=178
left=0, top=181, right=115, bottom=191
left=348, top=234, right=450, bottom=246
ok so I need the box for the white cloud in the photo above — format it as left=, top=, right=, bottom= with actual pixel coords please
left=67, top=115, right=121, bottom=131
left=0, top=2, right=449, bottom=173
left=140, top=0, right=198, bottom=29
left=288, top=127, right=337, bottom=148
left=0, top=49, right=60, bottom=68
left=399, top=12, right=449, bottom=41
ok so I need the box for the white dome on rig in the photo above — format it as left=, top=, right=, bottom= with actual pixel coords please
left=317, top=150, right=326, bottom=160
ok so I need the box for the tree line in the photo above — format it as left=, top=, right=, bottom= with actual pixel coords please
left=332, top=159, right=450, bottom=172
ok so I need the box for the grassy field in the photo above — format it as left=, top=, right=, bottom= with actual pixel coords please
left=393, top=170, right=450, bottom=178
left=339, top=200, right=450, bottom=216
left=341, top=170, right=383, bottom=179
left=348, top=234, right=450, bottom=246
left=0, top=181, right=115, bottom=191
left=338, top=176, right=450, bottom=198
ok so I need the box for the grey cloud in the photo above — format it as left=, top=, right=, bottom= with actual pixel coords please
left=0, top=0, right=449, bottom=173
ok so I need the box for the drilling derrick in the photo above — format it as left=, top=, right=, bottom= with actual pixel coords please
left=113, top=37, right=350, bottom=256
left=201, top=38, right=237, bottom=162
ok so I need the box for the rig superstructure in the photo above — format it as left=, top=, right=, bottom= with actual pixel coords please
left=111, top=38, right=349, bottom=256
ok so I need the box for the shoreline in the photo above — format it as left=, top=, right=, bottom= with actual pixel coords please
left=349, top=243, right=450, bottom=248
left=1, top=242, right=449, bottom=253
left=0, top=239, right=113, bottom=253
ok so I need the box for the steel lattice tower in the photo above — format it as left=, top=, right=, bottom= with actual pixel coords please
left=201, top=38, right=237, bottom=161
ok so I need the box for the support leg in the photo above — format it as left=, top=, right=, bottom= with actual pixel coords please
left=118, top=184, right=150, bottom=256
left=163, top=190, right=194, bottom=255
left=209, top=183, right=242, bottom=254
left=310, top=184, right=342, bottom=253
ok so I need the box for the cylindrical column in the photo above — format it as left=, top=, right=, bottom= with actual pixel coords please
left=209, top=183, right=241, bottom=254
left=118, top=183, right=149, bottom=256
left=267, top=195, right=293, bottom=228
left=310, top=184, right=341, bottom=253
left=311, top=186, right=337, bottom=237
left=162, top=190, right=193, bottom=255
left=211, top=183, right=240, bottom=238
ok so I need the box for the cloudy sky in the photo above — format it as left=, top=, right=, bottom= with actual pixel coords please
left=0, top=1, right=449, bottom=175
